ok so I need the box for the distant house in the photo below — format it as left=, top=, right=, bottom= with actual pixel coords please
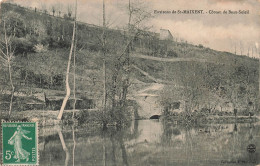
left=159, top=29, right=173, bottom=41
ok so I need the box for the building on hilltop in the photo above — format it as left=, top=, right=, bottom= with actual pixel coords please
left=159, top=29, right=173, bottom=41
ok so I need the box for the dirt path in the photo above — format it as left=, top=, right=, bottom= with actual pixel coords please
left=132, top=53, right=222, bottom=64
left=132, top=65, right=171, bottom=84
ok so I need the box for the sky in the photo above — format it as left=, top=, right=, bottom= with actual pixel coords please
left=3, top=0, right=260, bottom=56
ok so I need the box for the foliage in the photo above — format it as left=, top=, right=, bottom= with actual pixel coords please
left=33, top=44, right=48, bottom=53
left=1, top=2, right=258, bottom=119
left=12, top=37, right=34, bottom=53
left=167, top=50, right=178, bottom=57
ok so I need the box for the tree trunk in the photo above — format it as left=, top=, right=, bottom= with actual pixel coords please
left=57, top=1, right=77, bottom=120
left=3, top=20, right=15, bottom=117
left=72, top=20, right=77, bottom=120
left=102, top=0, right=107, bottom=111
left=8, top=61, right=15, bottom=117
left=50, top=76, right=53, bottom=86
left=111, top=72, right=118, bottom=109
left=258, top=57, right=260, bottom=112
left=120, top=0, right=131, bottom=109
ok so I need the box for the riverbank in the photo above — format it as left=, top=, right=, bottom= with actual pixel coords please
left=1, top=110, right=97, bottom=126
left=1, top=110, right=62, bottom=126
left=1, top=109, right=133, bottom=127
left=162, top=114, right=259, bottom=125
left=1, top=110, right=259, bottom=128
left=205, top=115, right=258, bottom=123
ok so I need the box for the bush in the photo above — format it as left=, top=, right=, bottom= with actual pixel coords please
left=217, top=112, right=223, bottom=116
left=240, top=109, right=250, bottom=116
left=13, top=37, right=34, bottom=53
left=88, top=44, right=102, bottom=52
left=167, top=50, right=178, bottom=57
left=61, top=112, right=74, bottom=125
left=201, top=108, right=210, bottom=115
left=198, top=44, right=203, bottom=48
left=33, top=44, right=48, bottom=53
left=62, top=110, right=90, bottom=126
left=76, top=110, right=90, bottom=125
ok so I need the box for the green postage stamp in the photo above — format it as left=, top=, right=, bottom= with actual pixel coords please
left=1, top=122, right=38, bottom=165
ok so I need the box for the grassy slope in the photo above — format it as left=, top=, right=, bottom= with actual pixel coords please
left=0, top=3, right=259, bottom=113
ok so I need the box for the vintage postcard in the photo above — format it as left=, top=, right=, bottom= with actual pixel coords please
left=0, top=0, right=259, bottom=165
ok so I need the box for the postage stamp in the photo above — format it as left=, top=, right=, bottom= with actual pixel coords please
left=1, top=122, right=38, bottom=165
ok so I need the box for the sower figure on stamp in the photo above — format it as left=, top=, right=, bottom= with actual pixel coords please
left=8, top=125, right=32, bottom=162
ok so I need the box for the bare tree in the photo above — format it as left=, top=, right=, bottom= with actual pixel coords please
left=235, top=43, right=236, bottom=55
left=251, top=47, right=254, bottom=57
left=102, top=0, right=107, bottom=111
left=72, top=13, right=78, bottom=120
left=120, top=0, right=152, bottom=106
left=0, top=21, right=15, bottom=116
left=256, top=43, right=260, bottom=111
left=40, top=3, right=48, bottom=14
left=57, top=0, right=77, bottom=120
left=240, top=41, right=243, bottom=56
left=56, top=3, right=63, bottom=17
left=67, top=5, right=73, bottom=18
left=51, top=6, right=56, bottom=16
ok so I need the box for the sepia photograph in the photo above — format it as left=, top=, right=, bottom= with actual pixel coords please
left=0, top=0, right=260, bottom=165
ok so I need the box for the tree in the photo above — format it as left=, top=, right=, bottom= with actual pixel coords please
left=40, top=3, right=48, bottom=14
left=67, top=5, right=73, bottom=19
left=56, top=3, right=63, bottom=17
left=72, top=11, right=78, bottom=120
left=102, top=0, right=107, bottom=108
left=0, top=20, right=15, bottom=116
left=240, top=41, right=243, bottom=56
left=102, top=0, right=108, bottom=127
left=57, top=0, right=77, bottom=120
left=106, top=0, right=153, bottom=124
left=51, top=6, right=56, bottom=16
left=121, top=0, right=152, bottom=103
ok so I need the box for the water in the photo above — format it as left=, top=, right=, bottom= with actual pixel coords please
left=39, top=120, right=260, bottom=166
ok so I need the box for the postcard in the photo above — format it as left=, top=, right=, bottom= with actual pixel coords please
left=0, top=0, right=259, bottom=165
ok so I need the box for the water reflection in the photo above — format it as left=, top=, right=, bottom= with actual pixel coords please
left=72, top=125, right=76, bottom=166
left=39, top=121, right=260, bottom=166
left=57, top=129, right=69, bottom=166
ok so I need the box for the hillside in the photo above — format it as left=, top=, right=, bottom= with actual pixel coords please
left=0, top=2, right=259, bottom=116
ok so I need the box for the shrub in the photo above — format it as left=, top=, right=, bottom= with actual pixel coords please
left=167, top=50, right=178, bottom=57
left=33, top=44, right=48, bottom=53
left=88, top=44, right=102, bottom=52
left=240, top=109, right=250, bottom=116
left=217, top=112, right=223, bottom=116
left=198, top=44, right=203, bottom=48
left=75, top=110, right=90, bottom=125
left=13, top=37, right=34, bottom=53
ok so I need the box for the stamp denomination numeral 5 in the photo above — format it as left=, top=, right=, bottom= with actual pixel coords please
left=5, top=150, right=13, bottom=160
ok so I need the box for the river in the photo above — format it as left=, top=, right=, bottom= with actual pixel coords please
left=39, top=120, right=260, bottom=166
